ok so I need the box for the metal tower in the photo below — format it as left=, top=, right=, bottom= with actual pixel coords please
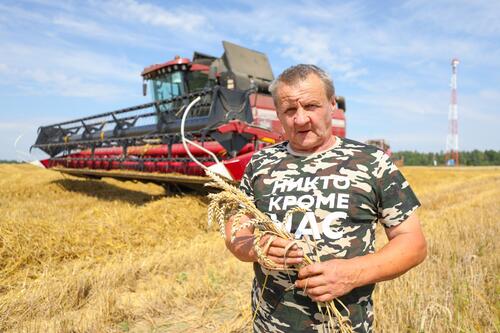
left=446, top=58, right=459, bottom=166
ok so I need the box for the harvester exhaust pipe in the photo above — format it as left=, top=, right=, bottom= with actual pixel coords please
left=180, top=97, right=234, bottom=180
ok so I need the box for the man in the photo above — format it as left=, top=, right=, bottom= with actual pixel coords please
left=225, top=64, right=426, bottom=332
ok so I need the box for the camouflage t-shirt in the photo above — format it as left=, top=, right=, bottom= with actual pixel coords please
left=239, top=137, right=420, bottom=333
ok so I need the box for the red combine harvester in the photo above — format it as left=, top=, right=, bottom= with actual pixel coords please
left=32, top=41, right=346, bottom=190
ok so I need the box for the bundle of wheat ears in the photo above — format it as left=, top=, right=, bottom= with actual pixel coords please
left=206, top=170, right=354, bottom=333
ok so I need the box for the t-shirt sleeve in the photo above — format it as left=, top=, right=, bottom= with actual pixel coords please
left=239, top=159, right=255, bottom=202
left=374, top=153, right=421, bottom=228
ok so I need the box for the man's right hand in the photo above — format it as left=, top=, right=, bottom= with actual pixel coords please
left=225, top=214, right=303, bottom=267
left=257, top=234, right=304, bottom=267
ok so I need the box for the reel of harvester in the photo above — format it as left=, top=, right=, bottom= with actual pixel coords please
left=32, top=86, right=281, bottom=191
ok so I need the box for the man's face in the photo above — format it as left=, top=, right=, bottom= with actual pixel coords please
left=275, top=74, right=336, bottom=153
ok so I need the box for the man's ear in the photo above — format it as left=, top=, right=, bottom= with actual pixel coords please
left=330, top=96, right=337, bottom=111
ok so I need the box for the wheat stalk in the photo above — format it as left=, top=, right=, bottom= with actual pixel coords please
left=205, top=170, right=353, bottom=333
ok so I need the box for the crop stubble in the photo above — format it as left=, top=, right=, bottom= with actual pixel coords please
left=0, top=164, right=498, bottom=332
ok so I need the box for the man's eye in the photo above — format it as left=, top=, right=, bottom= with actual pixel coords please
left=305, top=104, right=319, bottom=111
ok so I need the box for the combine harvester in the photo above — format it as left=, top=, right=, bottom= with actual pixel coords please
left=32, top=41, right=346, bottom=191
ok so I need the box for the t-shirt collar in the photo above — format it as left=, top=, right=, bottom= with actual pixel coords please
left=286, top=136, right=342, bottom=157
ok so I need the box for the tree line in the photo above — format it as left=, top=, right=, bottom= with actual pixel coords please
left=391, top=150, right=500, bottom=166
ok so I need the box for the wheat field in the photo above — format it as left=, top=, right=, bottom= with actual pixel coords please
left=0, top=164, right=498, bottom=332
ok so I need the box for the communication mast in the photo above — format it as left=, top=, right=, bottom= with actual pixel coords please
left=446, top=58, right=459, bottom=166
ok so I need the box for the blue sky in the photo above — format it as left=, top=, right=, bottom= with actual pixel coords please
left=1, top=0, right=499, bottom=160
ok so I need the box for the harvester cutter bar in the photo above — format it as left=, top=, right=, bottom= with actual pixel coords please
left=52, top=167, right=214, bottom=190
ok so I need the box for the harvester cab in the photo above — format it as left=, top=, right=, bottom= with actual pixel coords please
left=32, top=41, right=347, bottom=190
left=141, top=56, right=214, bottom=111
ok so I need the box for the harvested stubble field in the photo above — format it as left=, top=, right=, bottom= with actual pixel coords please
left=0, top=164, right=498, bottom=333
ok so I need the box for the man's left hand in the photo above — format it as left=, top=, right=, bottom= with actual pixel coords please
left=295, top=259, right=360, bottom=302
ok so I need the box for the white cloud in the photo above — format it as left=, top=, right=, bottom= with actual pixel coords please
left=403, top=0, right=500, bottom=37
left=52, top=16, right=121, bottom=40
left=0, top=43, right=142, bottom=98
left=24, top=0, right=76, bottom=13
left=279, top=27, right=366, bottom=82
left=51, top=15, right=170, bottom=50
left=280, top=28, right=337, bottom=67
left=0, top=3, right=48, bottom=25
left=188, top=2, right=369, bottom=80
left=19, top=68, right=130, bottom=98
left=99, top=0, right=208, bottom=32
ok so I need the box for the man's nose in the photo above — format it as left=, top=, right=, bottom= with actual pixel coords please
left=294, top=106, right=309, bottom=126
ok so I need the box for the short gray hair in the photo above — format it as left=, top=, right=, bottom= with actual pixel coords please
left=268, top=64, right=335, bottom=104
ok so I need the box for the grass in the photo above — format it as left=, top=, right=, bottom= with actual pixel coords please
left=0, top=164, right=498, bottom=332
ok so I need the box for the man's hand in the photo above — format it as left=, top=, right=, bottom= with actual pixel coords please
left=295, top=259, right=360, bottom=302
left=295, top=213, right=426, bottom=303
left=225, top=214, right=303, bottom=267
left=257, top=234, right=303, bottom=268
